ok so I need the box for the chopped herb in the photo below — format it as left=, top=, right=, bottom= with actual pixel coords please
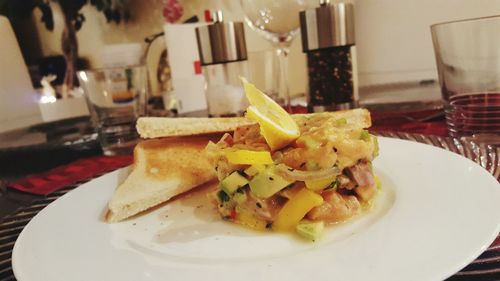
left=217, top=190, right=230, bottom=202
left=256, top=202, right=262, bottom=208
left=360, top=130, right=371, bottom=141
left=325, top=178, right=340, bottom=190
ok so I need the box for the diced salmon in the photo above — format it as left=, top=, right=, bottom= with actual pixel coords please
left=307, top=190, right=360, bottom=222
left=347, top=161, right=374, bottom=187
left=355, top=184, right=376, bottom=201
left=281, top=145, right=337, bottom=170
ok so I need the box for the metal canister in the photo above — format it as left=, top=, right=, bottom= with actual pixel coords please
left=195, top=11, right=249, bottom=117
left=300, top=1, right=358, bottom=112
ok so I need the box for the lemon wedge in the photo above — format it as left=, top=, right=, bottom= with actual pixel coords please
left=241, top=77, right=300, bottom=150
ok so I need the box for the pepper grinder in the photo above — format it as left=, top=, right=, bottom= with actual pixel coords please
left=195, top=11, right=249, bottom=117
left=300, top=0, right=358, bottom=112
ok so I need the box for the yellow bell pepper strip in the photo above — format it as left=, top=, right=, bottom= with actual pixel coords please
left=273, top=188, right=324, bottom=231
left=305, top=176, right=338, bottom=191
left=225, top=149, right=274, bottom=165
left=244, top=164, right=266, bottom=177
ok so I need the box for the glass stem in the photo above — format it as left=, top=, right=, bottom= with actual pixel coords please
left=276, top=46, right=291, bottom=111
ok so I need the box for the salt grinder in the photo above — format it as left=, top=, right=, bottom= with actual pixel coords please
left=300, top=0, right=358, bottom=112
left=195, top=11, right=249, bottom=117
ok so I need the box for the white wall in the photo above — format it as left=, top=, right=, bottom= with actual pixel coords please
left=355, top=0, right=500, bottom=86
left=0, top=16, right=41, bottom=132
left=30, top=0, right=500, bottom=95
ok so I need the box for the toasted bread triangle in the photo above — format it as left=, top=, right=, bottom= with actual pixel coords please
left=105, top=136, right=218, bottom=223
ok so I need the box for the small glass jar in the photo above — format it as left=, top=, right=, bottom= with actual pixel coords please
left=196, top=11, right=249, bottom=117
left=203, top=61, right=249, bottom=117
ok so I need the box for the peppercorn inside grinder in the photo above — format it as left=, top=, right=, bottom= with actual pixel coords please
left=195, top=11, right=249, bottom=117
left=300, top=1, right=358, bottom=112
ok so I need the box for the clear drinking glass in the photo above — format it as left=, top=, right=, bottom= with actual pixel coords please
left=240, top=0, right=314, bottom=109
left=77, top=65, right=148, bottom=155
left=431, top=16, right=500, bottom=138
left=248, top=50, right=280, bottom=99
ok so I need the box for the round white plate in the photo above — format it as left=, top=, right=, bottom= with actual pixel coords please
left=12, top=137, right=500, bottom=281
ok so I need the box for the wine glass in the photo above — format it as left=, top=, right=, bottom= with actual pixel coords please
left=240, top=0, right=314, bottom=109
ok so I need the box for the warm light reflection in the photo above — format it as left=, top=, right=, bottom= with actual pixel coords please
left=40, top=95, right=57, bottom=104
left=79, top=72, right=88, bottom=82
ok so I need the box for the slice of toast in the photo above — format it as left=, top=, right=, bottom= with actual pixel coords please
left=136, top=117, right=255, bottom=139
left=136, top=108, right=371, bottom=139
left=105, top=136, right=218, bottom=223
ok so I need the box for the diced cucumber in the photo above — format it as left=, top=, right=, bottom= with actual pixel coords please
left=296, top=221, right=325, bottom=241
left=335, top=118, right=347, bottom=126
left=375, top=175, right=381, bottom=190
left=302, top=136, right=321, bottom=149
left=244, top=164, right=266, bottom=177
left=220, top=172, right=249, bottom=195
left=249, top=167, right=294, bottom=199
left=233, top=190, right=248, bottom=204
left=360, top=129, right=371, bottom=141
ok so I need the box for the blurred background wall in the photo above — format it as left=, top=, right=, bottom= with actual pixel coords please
left=12, top=0, right=500, bottom=96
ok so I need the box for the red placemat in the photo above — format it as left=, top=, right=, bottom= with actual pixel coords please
left=8, top=155, right=133, bottom=195
left=371, top=108, right=448, bottom=137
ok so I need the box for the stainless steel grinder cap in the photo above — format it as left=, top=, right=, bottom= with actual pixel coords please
left=195, top=11, right=248, bottom=65
left=299, top=0, right=355, bottom=52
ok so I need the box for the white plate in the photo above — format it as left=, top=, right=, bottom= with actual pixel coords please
left=12, top=137, right=500, bottom=281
